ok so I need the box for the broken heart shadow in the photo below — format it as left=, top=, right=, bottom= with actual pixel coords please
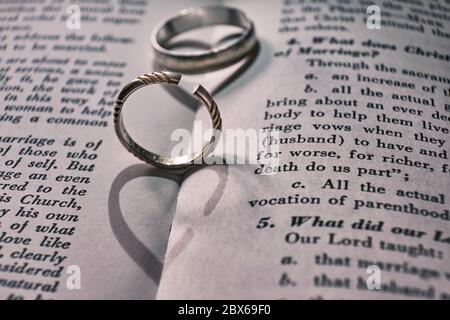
left=107, top=35, right=266, bottom=287
left=108, top=163, right=228, bottom=286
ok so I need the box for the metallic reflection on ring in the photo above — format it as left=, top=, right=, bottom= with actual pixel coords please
left=114, top=71, right=222, bottom=170
left=151, top=6, right=256, bottom=73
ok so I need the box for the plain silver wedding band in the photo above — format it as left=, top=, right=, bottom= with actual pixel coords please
left=151, top=6, right=256, bottom=72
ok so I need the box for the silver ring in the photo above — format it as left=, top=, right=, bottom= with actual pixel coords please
left=151, top=6, right=257, bottom=72
left=114, top=71, right=222, bottom=170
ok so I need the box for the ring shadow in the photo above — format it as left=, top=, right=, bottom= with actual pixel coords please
left=107, top=35, right=272, bottom=286
left=108, top=161, right=229, bottom=286
left=153, top=39, right=262, bottom=112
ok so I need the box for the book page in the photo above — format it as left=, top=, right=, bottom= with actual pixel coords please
left=157, top=0, right=450, bottom=299
left=0, top=0, right=207, bottom=299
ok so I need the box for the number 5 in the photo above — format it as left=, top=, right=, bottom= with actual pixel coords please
left=256, top=217, right=271, bottom=229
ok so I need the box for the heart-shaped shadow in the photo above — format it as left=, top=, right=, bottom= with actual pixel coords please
left=108, top=34, right=262, bottom=287
left=108, top=163, right=228, bottom=285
